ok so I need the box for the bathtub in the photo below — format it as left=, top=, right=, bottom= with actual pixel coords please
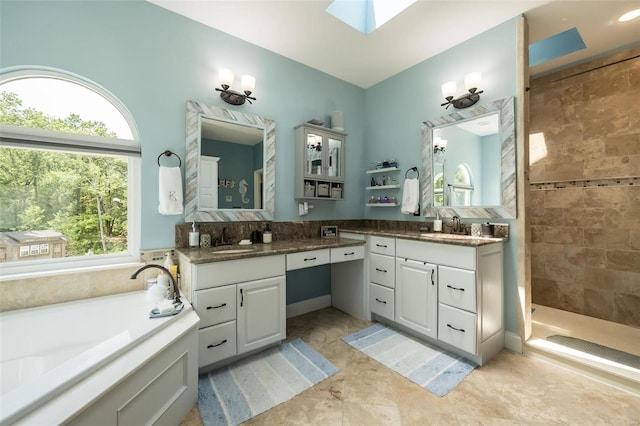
left=0, top=290, right=200, bottom=425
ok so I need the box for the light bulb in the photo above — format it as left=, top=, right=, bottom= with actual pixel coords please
left=441, top=81, right=457, bottom=99
left=464, top=72, right=481, bottom=92
left=218, top=68, right=234, bottom=88
left=241, top=75, right=256, bottom=94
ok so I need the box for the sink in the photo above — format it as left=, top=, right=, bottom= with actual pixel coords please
left=420, top=233, right=476, bottom=240
left=210, top=248, right=255, bottom=254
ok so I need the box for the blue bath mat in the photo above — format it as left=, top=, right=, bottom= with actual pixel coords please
left=198, top=338, right=338, bottom=426
left=342, top=323, right=477, bottom=397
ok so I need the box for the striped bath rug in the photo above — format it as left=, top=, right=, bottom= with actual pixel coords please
left=198, top=338, right=338, bottom=426
left=343, top=323, right=476, bottom=397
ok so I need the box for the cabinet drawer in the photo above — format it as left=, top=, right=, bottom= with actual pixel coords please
left=369, top=236, right=395, bottom=256
left=198, top=321, right=237, bottom=367
left=396, top=239, right=475, bottom=270
left=438, top=266, right=476, bottom=313
left=369, top=253, right=395, bottom=288
left=369, top=283, right=394, bottom=320
left=438, top=304, right=477, bottom=355
left=193, top=255, right=285, bottom=290
left=331, top=245, right=365, bottom=263
left=193, top=285, right=236, bottom=328
left=287, top=249, right=330, bottom=271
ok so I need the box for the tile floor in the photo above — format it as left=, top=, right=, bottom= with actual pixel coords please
left=181, top=307, right=640, bottom=425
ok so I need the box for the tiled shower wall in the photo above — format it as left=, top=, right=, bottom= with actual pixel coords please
left=529, top=47, right=640, bottom=327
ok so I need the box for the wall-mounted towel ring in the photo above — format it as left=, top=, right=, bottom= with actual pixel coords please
left=157, top=150, right=182, bottom=167
left=405, top=166, right=419, bottom=179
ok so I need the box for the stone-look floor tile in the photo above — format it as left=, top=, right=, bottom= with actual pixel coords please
left=342, top=401, right=401, bottom=426
left=183, top=307, right=640, bottom=426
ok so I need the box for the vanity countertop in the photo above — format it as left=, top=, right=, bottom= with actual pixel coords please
left=176, top=237, right=365, bottom=264
left=341, top=228, right=505, bottom=247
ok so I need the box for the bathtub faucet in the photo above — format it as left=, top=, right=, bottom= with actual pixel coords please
left=130, top=265, right=181, bottom=304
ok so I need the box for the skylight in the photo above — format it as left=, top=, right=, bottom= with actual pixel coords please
left=529, top=27, right=586, bottom=67
left=326, top=0, right=416, bottom=35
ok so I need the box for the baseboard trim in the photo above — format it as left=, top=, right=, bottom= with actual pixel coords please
left=504, top=331, right=523, bottom=354
left=286, top=294, right=332, bottom=318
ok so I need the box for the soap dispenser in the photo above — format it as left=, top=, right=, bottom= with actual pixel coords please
left=189, top=220, right=200, bottom=248
left=263, top=223, right=272, bottom=244
left=433, top=212, right=442, bottom=233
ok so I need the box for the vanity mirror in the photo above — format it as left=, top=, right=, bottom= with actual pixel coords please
left=185, top=100, right=275, bottom=222
left=421, top=96, right=515, bottom=219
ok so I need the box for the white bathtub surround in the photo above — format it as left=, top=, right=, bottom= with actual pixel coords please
left=0, top=291, right=199, bottom=425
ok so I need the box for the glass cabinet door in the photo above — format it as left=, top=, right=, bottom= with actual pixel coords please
left=305, top=132, right=324, bottom=176
left=327, top=136, right=343, bottom=179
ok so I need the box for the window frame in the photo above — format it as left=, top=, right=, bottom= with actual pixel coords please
left=0, top=68, right=141, bottom=279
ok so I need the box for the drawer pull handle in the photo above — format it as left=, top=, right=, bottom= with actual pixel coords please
left=375, top=268, right=387, bottom=273
left=240, top=288, right=244, bottom=307
left=206, top=303, right=227, bottom=310
left=447, top=324, right=465, bottom=333
left=376, top=244, right=387, bottom=248
left=375, top=298, right=387, bottom=304
left=431, top=269, right=435, bottom=286
left=446, top=285, right=465, bottom=292
left=207, top=339, right=228, bottom=348
left=304, top=257, right=317, bottom=261
left=344, top=252, right=355, bottom=256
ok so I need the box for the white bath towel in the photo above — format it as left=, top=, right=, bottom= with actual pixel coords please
left=158, top=166, right=183, bottom=215
left=401, top=178, right=419, bottom=215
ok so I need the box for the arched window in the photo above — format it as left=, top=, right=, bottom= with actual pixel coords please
left=451, top=163, right=473, bottom=206
left=0, top=68, right=140, bottom=275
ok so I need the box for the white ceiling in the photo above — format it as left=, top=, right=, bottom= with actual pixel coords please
left=149, top=0, right=640, bottom=88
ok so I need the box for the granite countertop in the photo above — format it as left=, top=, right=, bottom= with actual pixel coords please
left=176, top=237, right=365, bottom=264
left=177, top=227, right=505, bottom=264
left=341, top=228, right=505, bottom=247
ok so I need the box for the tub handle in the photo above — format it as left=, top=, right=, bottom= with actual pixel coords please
left=240, top=288, right=244, bottom=307
left=207, top=339, right=228, bottom=348
left=206, top=303, right=227, bottom=310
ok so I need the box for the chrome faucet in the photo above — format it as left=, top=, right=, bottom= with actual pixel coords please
left=452, top=215, right=464, bottom=234
left=130, top=264, right=181, bottom=304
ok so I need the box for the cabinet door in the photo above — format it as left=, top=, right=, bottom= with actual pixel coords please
left=237, top=275, right=286, bottom=355
left=326, top=135, right=344, bottom=179
left=304, top=130, right=325, bottom=178
left=395, top=259, right=438, bottom=338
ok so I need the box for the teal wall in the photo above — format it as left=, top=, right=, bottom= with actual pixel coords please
left=363, top=18, right=520, bottom=332
left=1, top=2, right=521, bottom=333
left=0, top=0, right=366, bottom=251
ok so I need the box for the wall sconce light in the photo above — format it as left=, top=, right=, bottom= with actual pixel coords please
left=215, top=68, right=257, bottom=105
left=433, top=137, right=448, bottom=153
left=440, top=72, right=483, bottom=109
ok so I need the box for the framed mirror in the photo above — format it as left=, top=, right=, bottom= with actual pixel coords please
left=421, top=96, right=515, bottom=219
left=185, top=100, right=275, bottom=222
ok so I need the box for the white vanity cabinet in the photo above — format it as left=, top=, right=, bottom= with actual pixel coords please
left=180, top=255, right=286, bottom=369
left=368, top=236, right=396, bottom=321
left=366, top=236, right=504, bottom=366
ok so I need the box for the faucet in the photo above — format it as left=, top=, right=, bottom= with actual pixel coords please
left=216, top=227, right=233, bottom=246
left=452, top=215, right=464, bottom=234
left=130, top=264, right=181, bottom=304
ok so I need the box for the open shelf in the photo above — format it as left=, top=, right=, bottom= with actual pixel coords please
left=366, top=167, right=399, bottom=174
left=366, top=185, right=401, bottom=190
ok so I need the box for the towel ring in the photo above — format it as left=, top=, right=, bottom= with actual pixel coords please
left=405, top=166, right=419, bottom=179
left=157, top=150, right=182, bottom=167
